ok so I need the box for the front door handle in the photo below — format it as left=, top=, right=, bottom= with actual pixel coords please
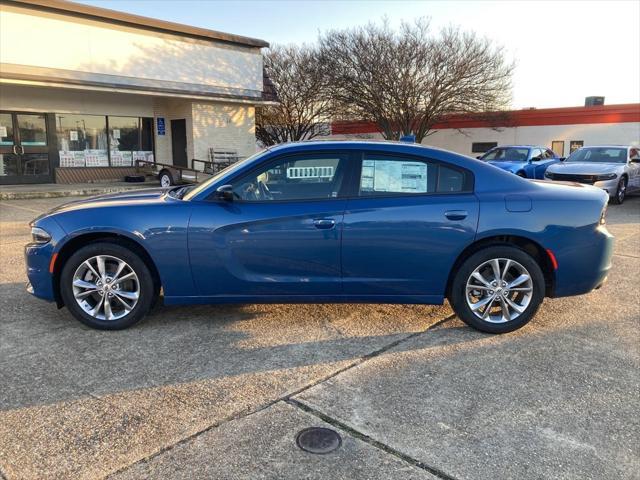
left=313, top=218, right=336, bottom=229
left=444, top=210, right=468, bottom=221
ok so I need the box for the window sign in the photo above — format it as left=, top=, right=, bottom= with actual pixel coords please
left=69, top=130, right=78, bottom=141
left=0, top=126, right=7, bottom=138
left=113, top=129, right=121, bottom=139
left=361, top=159, right=428, bottom=193
left=157, top=117, right=166, bottom=136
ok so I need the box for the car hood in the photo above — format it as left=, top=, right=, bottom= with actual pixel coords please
left=37, top=187, right=172, bottom=219
left=546, top=162, right=624, bottom=174
left=486, top=160, right=525, bottom=173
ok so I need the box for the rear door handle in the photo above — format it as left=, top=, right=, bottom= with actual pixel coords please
left=444, top=210, right=468, bottom=221
left=313, top=218, right=336, bottom=229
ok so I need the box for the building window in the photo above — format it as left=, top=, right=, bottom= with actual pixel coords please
left=471, top=142, right=498, bottom=153
left=56, top=114, right=154, bottom=167
left=569, top=140, right=584, bottom=153
left=56, top=114, right=108, bottom=167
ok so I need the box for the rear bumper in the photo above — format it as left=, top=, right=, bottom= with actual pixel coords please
left=551, top=224, right=614, bottom=297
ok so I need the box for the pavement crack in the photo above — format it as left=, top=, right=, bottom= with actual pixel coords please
left=613, top=253, right=639, bottom=259
left=105, top=312, right=456, bottom=479
left=287, top=398, right=458, bottom=480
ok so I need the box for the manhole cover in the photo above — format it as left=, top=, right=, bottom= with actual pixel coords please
left=296, top=427, right=342, bottom=454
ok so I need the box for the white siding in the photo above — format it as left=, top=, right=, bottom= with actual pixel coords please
left=330, top=122, right=640, bottom=157
left=0, top=84, right=153, bottom=116
left=0, top=4, right=263, bottom=96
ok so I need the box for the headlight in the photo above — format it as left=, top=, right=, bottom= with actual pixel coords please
left=31, top=226, right=51, bottom=244
left=544, top=171, right=553, bottom=178
left=600, top=204, right=607, bottom=225
left=596, top=173, right=617, bottom=181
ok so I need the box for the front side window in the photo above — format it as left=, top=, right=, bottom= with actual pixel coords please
left=230, top=153, right=348, bottom=202
left=358, top=154, right=469, bottom=196
left=530, top=148, right=544, bottom=160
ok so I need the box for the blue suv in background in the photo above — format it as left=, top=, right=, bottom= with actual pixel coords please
left=479, top=145, right=562, bottom=179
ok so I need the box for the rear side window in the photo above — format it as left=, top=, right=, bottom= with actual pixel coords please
left=358, top=154, right=471, bottom=196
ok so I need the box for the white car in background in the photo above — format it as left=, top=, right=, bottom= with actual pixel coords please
left=544, top=145, right=640, bottom=204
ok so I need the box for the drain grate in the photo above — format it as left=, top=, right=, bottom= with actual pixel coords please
left=296, top=427, right=342, bottom=454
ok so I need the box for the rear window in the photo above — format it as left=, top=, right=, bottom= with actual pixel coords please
left=358, top=154, right=471, bottom=196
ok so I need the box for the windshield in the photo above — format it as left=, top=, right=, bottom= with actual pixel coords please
left=482, top=147, right=529, bottom=162
left=565, top=147, right=627, bottom=164
left=182, top=148, right=271, bottom=201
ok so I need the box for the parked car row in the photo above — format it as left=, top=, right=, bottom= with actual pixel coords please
left=480, top=144, right=640, bottom=204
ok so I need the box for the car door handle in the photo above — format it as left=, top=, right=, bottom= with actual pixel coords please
left=444, top=210, right=468, bottom=221
left=313, top=218, right=336, bottom=229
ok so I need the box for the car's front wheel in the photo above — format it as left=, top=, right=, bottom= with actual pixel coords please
left=612, top=176, right=627, bottom=205
left=60, top=242, right=155, bottom=330
left=449, top=246, right=545, bottom=333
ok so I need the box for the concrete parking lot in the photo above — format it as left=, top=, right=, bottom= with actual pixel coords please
left=0, top=195, right=638, bottom=480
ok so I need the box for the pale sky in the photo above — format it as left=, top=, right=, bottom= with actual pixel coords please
left=79, top=0, right=640, bottom=109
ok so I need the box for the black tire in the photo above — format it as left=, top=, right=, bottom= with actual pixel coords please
left=449, top=245, right=545, bottom=334
left=60, top=242, right=155, bottom=330
left=611, top=176, right=627, bottom=205
left=159, top=170, right=174, bottom=187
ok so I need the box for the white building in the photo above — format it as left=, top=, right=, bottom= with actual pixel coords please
left=330, top=104, right=640, bottom=157
left=0, top=0, right=274, bottom=184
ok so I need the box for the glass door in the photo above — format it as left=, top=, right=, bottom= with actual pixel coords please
left=0, top=112, right=53, bottom=184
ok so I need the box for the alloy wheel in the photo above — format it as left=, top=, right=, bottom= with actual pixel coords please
left=72, top=255, right=140, bottom=321
left=465, top=258, right=533, bottom=324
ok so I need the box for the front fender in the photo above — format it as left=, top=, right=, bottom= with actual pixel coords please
left=48, top=203, right=194, bottom=297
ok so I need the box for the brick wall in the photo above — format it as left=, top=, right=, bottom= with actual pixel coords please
left=191, top=102, right=256, bottom=161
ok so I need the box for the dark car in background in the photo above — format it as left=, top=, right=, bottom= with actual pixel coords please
left=479, top=145, right=562, bottom=179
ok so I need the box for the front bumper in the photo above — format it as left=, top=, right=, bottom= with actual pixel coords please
left=25, top=242, right=56, bottom=302
left=592, top=178, right=619, bottom=197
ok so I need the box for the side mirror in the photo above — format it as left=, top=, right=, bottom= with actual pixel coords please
left=559, top=157, right=566, bottom=161
left=476, top=155, right=484, bottom=160
left=215, top=184, right=234, bottom=201
left=631, top=158, right=640, bottom=163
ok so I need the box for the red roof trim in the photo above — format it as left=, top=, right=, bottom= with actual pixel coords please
left=331, top=103, right=640, bottom=135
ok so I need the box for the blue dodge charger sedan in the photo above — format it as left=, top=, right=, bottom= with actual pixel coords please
left=479, top=145, right=562, bottom=179
left=26, top=141, right=613, bottom=333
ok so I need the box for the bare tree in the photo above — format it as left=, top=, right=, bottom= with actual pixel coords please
left=318, top=19, right=514, bottom=142
left=256, top=45, right=334, bottom=146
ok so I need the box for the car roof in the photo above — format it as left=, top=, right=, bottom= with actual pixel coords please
left=264, top=140, right=460, bottom=157
left=577, top=145, right=631, bottom=148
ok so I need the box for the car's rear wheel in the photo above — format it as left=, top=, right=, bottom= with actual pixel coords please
left=449, top=246, right=545, bottom=333
left=159, top=169, right=174, bottom=187
left=60, top=242, right=154, bottom=330
left=612, top=176, right=627, bottom=205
